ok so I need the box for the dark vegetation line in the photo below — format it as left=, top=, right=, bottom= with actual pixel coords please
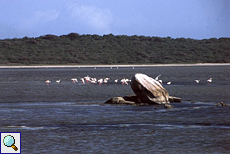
left=0, top=33, right=229, bottom=65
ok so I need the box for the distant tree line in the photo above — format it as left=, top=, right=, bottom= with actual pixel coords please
left=0, top=33, right=229, bottom=65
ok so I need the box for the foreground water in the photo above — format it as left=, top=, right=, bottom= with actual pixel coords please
left=0, top=65, right=230, bottom=153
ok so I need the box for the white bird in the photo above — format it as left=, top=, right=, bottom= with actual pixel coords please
left=90, top=80, right=97, bottom=84
left=167, top=81, right=171, bottom=85
left=195, top=80, right=200, bottom=84
left=56, top=79, right=61, bottom=84
left=158, top=80, right=163, bottom=84
left=98, top=78, right=103, bottom=85
left=103, top=78, right=109, bottom=84
left=46, top=80, right=51, bottom=85
left=105, top=77, right=110, bottom=81
left=155, top=74, right=161, bottom=81
left=121, top=78, right=129, bottom=85
left=84, top=75, right=91, bottom=83
left=154, top=74, right=163, bottom=84
left=114, top=79, right=118, bottom=83
left=71, top=78, right=78, bottom=83
left=90, top=78, right=97, bottom=84
left=80, top=78, right=85, bottom=84
left=207, top=78, right=212, bottom=83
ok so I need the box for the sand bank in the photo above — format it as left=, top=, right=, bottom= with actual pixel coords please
left=0, top=63, right=230, bottom=68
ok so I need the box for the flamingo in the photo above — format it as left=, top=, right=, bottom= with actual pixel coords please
left=105, top=77, right=110, bottom=81
left=80, top=78, right=85, bottom=84
left=207, top=78, right=212, bottom=83
left=103, top=78, right=108, bottom=85
left=71, top=78, right=78, bottom=83
left=84, top=75, right=91, bottom=83
left=46, top=80, right=51, bottom=85
left=98, top=78, right=103, bottom=85
left=90, top=78, right=97, bottom=84
left=102, top=78, right=110, bottom=85
left=90, top=80, right=97, bottom=84
left=114, top=79, right=118, bottom=83
left=126, top=79, right=131, bottom=83
left=121, top=78, right=125, bottom=85
left=121, top=78, right=129, bottom=85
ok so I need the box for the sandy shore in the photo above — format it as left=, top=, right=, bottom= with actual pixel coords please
left=0, top=63, right=230, bottom=68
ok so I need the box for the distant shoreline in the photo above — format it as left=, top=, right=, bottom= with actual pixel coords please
left=0, top=63, right=230, bottom=68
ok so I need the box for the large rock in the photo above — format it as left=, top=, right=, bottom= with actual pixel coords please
left=130, top=73, right=169, bottom=104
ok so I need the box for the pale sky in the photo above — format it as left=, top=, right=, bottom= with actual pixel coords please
left=0, top=0, right=229, bottom=39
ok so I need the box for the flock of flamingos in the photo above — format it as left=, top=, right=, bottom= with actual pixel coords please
left=45, top=74, right=213, bottom=86
left=45, top=75, right=132, bottom=86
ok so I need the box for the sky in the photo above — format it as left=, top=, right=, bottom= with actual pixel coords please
left=0, top=0, right=230, bottom=39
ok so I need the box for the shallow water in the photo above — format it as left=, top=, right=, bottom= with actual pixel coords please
left=0, top=65, right=230, bottom=153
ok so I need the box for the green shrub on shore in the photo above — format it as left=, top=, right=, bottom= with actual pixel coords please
left=0, top=33, right=229, bottom=65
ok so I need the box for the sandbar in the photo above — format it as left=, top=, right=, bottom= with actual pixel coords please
left=0, top=63, right=230, bottom=68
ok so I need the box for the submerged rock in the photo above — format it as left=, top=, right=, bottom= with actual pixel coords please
left=104, top=96, right=151, bottom=106
left=164, top=104, right=173, bottom=109
left=104, top=97, right=136, bottom=105
left=169, top=96, right=181, bottom=103
left=105, top=95, right=181, bottom=106
left=215, top=101, right=228, bottom=106
left=130, top=73, right=169, bottom=104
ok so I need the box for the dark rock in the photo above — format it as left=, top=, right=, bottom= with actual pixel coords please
left=123, top=95, right=141, bottom=103
left=130, top=73, right=169, bottom=104
left=104, top=95, right=181, bottom=106
left=164, top=104, right=173, bottom=109
left=104, top=97, right=136, bottom=105
left=215, top=101, right=227, bottom=106
left=169, top=96, right=181, bottom=103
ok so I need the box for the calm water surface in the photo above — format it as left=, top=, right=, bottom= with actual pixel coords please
left=0, top=65, right=230, bottom=153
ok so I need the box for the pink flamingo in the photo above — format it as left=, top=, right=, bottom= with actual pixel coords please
left=71, top=78, right=78, bottom=83
left=84, top=75, right=91, bottom=83
left=80, top=78, right=85, bottom=84
left=98, top=78, right=103, bottom=85
left=46, top=80, right=51, bottom=85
